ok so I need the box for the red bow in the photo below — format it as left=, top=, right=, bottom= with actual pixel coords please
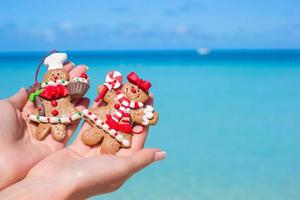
left=40, top=85, right=69, bottom=100
left=127, top=72, right=151, bottom=92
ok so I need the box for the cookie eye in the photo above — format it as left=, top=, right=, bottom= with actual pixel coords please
left=138, top=89, right=140, bottom=92
left=57, top=73, right=60, bottom=76
left=51, top=74, right=54, bottom=76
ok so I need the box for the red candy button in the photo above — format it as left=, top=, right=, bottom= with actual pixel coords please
left=81, top=73, right=88, bottom=79
left=114, top=104, right=120, bottom=109
left=51, top=100, right=58, bottom=107
left=52, top=110, right=59, bottom=116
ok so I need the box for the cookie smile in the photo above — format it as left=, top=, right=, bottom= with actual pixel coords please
left=125, top=87, right=140, bottom=100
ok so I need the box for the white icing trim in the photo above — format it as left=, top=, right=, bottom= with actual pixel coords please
left=82, top=109, right=130, bottom=147
left=71, top=77, right=89, bottom=84
left=41, top=79, right=69, bottom=88
left=142, top=105, right=155, bottom=125
left=28, top=112, right=82, bottom=124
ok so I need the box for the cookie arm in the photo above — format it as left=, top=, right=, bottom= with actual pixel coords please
left=27, top=83, right=45, bottom=116
left=131, top=106, right=159, bottom=126
left=96, top=84, right=117, bottom=103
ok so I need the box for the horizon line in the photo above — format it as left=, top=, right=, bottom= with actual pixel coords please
left=0, top=48, right=300, bottom=54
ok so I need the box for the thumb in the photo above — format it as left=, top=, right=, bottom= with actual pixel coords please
left=8, top=88, right=28, bottom=110
left=129, top=148, right=166, bottom=174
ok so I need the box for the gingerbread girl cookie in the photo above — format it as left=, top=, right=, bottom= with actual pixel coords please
left=27, top=52, right=89, bottom=142
left=81, top=71, right=159, bottom=154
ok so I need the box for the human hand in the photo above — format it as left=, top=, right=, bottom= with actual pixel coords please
left=0, top=95, right=165, bottom=200
left=0, top=62, right=89, bottom=190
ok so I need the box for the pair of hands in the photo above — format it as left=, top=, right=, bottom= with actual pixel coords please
left=0, top=63, right=165, bottom=200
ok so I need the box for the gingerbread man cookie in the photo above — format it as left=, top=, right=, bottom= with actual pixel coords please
left=27, top=52, right=89, bottom=142
left=81, top=71, right=159, bottom=154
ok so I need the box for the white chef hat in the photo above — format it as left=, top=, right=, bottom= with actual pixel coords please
left=44, top=52, right=68, bottom=70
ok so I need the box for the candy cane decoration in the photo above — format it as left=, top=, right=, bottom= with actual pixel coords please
left=95, top=71, right=123, bottom=102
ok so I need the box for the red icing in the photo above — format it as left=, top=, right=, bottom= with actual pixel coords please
left=106, top=114, right=132, bottom=134
left=52, top=110, right=59, bottom=116
left=51, top=100, right=58, bottom=107
left=131, top=87, right=137, bottom=93
left=81, top=73, right=88, bottom=79
left=114, top=104, right=120, bottom=109
left=95, top=86, right=108, bottom=102
left=40, top=85, right=69, bottom=100
left=127, top=72, right=151, bottom=92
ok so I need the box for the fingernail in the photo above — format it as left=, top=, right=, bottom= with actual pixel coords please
left=85, top=66, right=89, bottom=70
left=155, top=151, right=166, bottom=161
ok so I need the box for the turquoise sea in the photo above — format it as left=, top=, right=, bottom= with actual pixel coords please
left=1, top=50, right=300, bottom=200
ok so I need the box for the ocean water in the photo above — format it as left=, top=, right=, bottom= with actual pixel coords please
left=1, top=50, right=300, bottom=200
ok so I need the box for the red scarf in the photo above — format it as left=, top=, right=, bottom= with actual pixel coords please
left=40, top=85, right=69, bottom=100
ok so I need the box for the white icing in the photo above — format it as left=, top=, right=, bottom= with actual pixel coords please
left=44, top=53, right=67, bottom=70
left=122, top=140, right=130, bottom=147
left=116, top=134, right=123, bottom=142
left=109, top=129, right=116, bottom=135
left=138, top=102, right=144, bottom=107
left=28, top=112, right=82, bottom=124
left=121, top=101, right=129, bottom=107
left=41, top=79, right=69, bottom=88
left=115, top=111, right=122, bottom=118
left=71, top=77, right=89, bottom=84
left=142, top=105, right=155, bottom=125
left=105, top=71, right=122, bottom=90
left=95, top=120, right=103, bottom=127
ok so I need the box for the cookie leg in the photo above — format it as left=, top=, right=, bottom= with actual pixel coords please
left=81, top=127, right=104, bottom=146
left=100, top=135, right=121, bottom=155
left=51, top=124, right=67, bottom=142
left=36, top=123, right=51, bottom=140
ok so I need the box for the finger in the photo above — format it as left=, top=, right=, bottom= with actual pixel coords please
left=128, top=148, right=166, bottom=174
left=63, top=61, right=75, bottom=72
left=7, top=88, right=28, bottom=110
left=130, top=94, right=154, bottom=152
left=69, top=65, right=89, bottom=79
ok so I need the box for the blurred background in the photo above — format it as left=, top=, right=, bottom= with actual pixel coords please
left=1, top=0, right=300, bottom=200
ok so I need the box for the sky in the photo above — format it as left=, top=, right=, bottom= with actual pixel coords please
left=0, top=0, right=299, bottom=51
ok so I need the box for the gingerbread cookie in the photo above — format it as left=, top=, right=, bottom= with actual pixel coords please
left=27, top=52, right=89, bottom=142
left=81, top=71, right=159, bottom=154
